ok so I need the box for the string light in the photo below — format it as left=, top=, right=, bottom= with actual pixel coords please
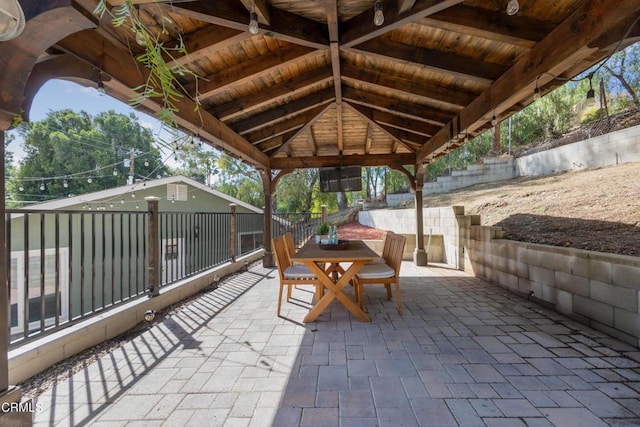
left=374, top=0, right=384, bottom=26
left=63, top=179, right=68, bottom=188
left=248, top=12, right=259, bottom=35
left=113, top=168, right=118, bottom=176
left=491, top=114, right=497, bottom=127
left=87, top=176, right=92, bottom=184
left=39, top=181, right=45, bottom=191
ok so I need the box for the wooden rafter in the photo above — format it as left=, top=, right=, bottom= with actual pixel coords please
left=211, top=66, right=333, bottom=121
left=422, top=4, right=554, bottom=48
left=166, top=26, right=248, bottom=68
left=343, top=87, right=451, bottom=126
left=172, top=1, right=329, bottom=49
left=340, top=0, right=463, bottom=48
left=270, top=153, right=415, bottom=170
left=191, top=45, right=317, bottom=102
left=232, top=88, right=334, bottom=135
left=345, top=103, right=416, bottom=153
left=352, top=39, right=507, bottom=84
left=238, top=0, right=270, bottom=25
left=341, top=63, right=474, bottom=109
left=272, top=103, right=334, bottom=156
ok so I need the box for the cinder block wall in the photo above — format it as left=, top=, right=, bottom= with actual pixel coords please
left=360, top=206, right=640, bottom=348
left=468, top=226, right=640, bottom=347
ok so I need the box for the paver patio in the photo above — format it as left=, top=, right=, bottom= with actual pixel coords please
left=31, top=262, right=640, bottom=426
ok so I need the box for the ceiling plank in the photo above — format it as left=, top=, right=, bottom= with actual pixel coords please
left=232, top=88, right=335, bottom=134
left=191, top=45, right=316, bottom=102
left=55, top=29, right=269, bottom=169
left=171, top=1, right=329, bottom=49
left=416, top=0, right=640, bottom=166
left=325, top=0, right=344, bottom=153
left=345, top=102, right=416, bottom=153
left=343, top=86, right=451, bottom=125
left=352, top=38, right=506, bottom=84
left=270, top=153, right=416, bottom=169
left=166, top=26, right=248, bottom=68
left=211, top=66, right=333, bottom=121
left=272, top=103, right=333, bottom=156
left=341, top=62, right=474, bottom=109
left=421, top=4, right=554, bottom=48
left=340, top=0, right=463, bottom=48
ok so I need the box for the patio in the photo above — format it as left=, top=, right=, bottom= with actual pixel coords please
left=29, top=261, right=640, bottom=426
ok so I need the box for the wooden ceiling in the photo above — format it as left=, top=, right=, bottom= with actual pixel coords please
left=2, top=0, right=640, bottom=176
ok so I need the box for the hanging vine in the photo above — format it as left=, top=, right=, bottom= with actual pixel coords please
left=93, top=0, right=201, bottom=126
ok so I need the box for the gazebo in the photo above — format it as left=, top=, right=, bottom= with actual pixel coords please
left=1, top=0, right=639, bottom=409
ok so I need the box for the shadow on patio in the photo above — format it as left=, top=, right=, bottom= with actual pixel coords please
left=30, top=262, right=640, bottom=426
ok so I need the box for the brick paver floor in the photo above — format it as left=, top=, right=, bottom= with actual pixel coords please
left=32, top=262, right=640, bottom=426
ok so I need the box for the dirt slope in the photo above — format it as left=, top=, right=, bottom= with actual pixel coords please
left=417, top=162, right=640, bottom=256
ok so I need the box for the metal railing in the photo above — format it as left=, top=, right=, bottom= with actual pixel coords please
left=5, top=205, right=268, bottom=347
left=272, top=212, right=323, bottom=247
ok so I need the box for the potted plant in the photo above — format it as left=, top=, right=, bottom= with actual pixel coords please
left=315, top=222, right=331, bottom=243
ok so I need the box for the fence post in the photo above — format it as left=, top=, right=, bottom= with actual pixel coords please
left=321, top=204, right=327, bottom=223
left=230, top=203, right=237, bottom=262
left=146, top=196, right=160, bottom=296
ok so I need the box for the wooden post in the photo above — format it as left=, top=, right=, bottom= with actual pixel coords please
left=321, top=205, right=327, bottom=223
left=492, top=122, right=501, bottom=155
left=413, top=170, right=427, bottom=266
left=230, top=203, right=237, bottom=262
left=145, top=196, right=160, bottom=297
left=260, top=170, right=274, bottom=267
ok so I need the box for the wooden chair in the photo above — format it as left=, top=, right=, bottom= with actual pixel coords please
left=272, top=235, right=321, bottom=317
left=354, top=233, right=406, bottom=315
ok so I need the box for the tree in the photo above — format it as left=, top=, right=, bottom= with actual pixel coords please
left=276, top=169, right=319, bottom=213
left=171, top=136, right=219, bottom=185
left=602, top=44, right=640, bottom=107
left=212, top=153, right=263, bottom=207
left=9, top=109, right=166, bottom=205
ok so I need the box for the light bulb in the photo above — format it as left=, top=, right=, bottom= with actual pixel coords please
left=120, top=198, right=124, bottom=204
left=144, top=160, right=149, bottom=167
left=110, top=202, right=114, bottom=208
left=374, top=0, right=384, bottom=26
left=135, top=26, right=147, bottom=46
left=506, top=0, right=519, bottom=16
left=97, top=81, right=105, bottom=96
left=491, top=115, right=497, bottom=126
left=39, top=182, right=45, bottom=191
left=63, top=179, right=68, bottom=188
left=19, top=185, right=24, bottom=192
left=113, top=168, right=118, bottom=176
left=131, top=192, right=136, bottom=198
left=249, top=12, right=259, bottom=35
left=533, top=87, right=540, bottom=101
left=87, top=177, right=92, bottom=184
left=585, top=89, right=596, bottom=107
left=135, top=203, right=139, bottom=209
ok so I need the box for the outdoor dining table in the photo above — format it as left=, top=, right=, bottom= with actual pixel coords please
left=292, top=239, right=378, bottom=322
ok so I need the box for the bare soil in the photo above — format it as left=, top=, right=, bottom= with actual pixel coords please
left=337, top=162, right=640, bottom=256
left=416, top=161, right=640, bottom=257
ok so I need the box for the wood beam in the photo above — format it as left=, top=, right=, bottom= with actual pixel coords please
left=345, top=103, right=416, bottom=153
left=352, top=38, right=506, bottom=84
left=416, top=0, right=640, bottom=168
left=0, top=1, right=96, bottom=129
left=341, top=62, right=474, bottom=109
left=342, top=86, right=451, bottom=125
left=238, top=0, right=270, bottom=25
left=340, top=0, right=463, bottom=48
left=166, top=26, right=248, bottom=68
left=211, top=65, right=333, bottom=121
left=232, top=88, right=335, bottom=135
left=191, top=45, right=317, bottom=102
left=56, top=30, right=269, bottom=168
left=306, top=127, right=318, bottom=156
left=421, top=4, right=554, bottom=48
left=364, top=123, right=373, bottom=154
left=172, top=1, right=329, bottom=49
left=270, top=153, right=415, bottom=169
left=398, top=0, right=417, bottom=14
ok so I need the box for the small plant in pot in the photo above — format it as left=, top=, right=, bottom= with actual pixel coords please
left=315, top=222, right=331, bottom=243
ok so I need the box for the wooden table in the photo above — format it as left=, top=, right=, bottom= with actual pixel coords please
left=293, top=240, right=378, bottom=322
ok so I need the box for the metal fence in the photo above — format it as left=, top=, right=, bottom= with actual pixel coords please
left=272, top=212, right=323, bottom=247
left=4, top=207, right=267, bottom=347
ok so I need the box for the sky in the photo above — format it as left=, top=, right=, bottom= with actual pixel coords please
left=6, top=79, right=176, bottom=165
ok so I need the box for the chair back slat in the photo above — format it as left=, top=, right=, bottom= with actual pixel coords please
left=383, top=233, right=406, bottom=273
left=272, top=236, right=292, bottom=279
left=283, top=232, right=296, bottom=259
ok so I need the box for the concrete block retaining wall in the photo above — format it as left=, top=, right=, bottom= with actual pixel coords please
left=361, top=206, right=640, bottom=347
left=469, top=227, right=640, bottom=348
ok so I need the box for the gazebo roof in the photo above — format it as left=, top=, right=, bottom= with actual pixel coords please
left=1, top=0, right=639, bottom=176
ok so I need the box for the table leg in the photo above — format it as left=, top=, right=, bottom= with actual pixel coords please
left=303, top=260, right=369, bottom=323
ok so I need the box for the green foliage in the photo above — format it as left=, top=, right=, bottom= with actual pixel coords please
left=211, top=154, right=263, bottom=207
left=315, top=222, right=331, bottom=235
left=8, top=110, right=166, bottom=205
left=276, top=169, right=318, bottom=213
left=171, top=136, right=219, bottom=184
